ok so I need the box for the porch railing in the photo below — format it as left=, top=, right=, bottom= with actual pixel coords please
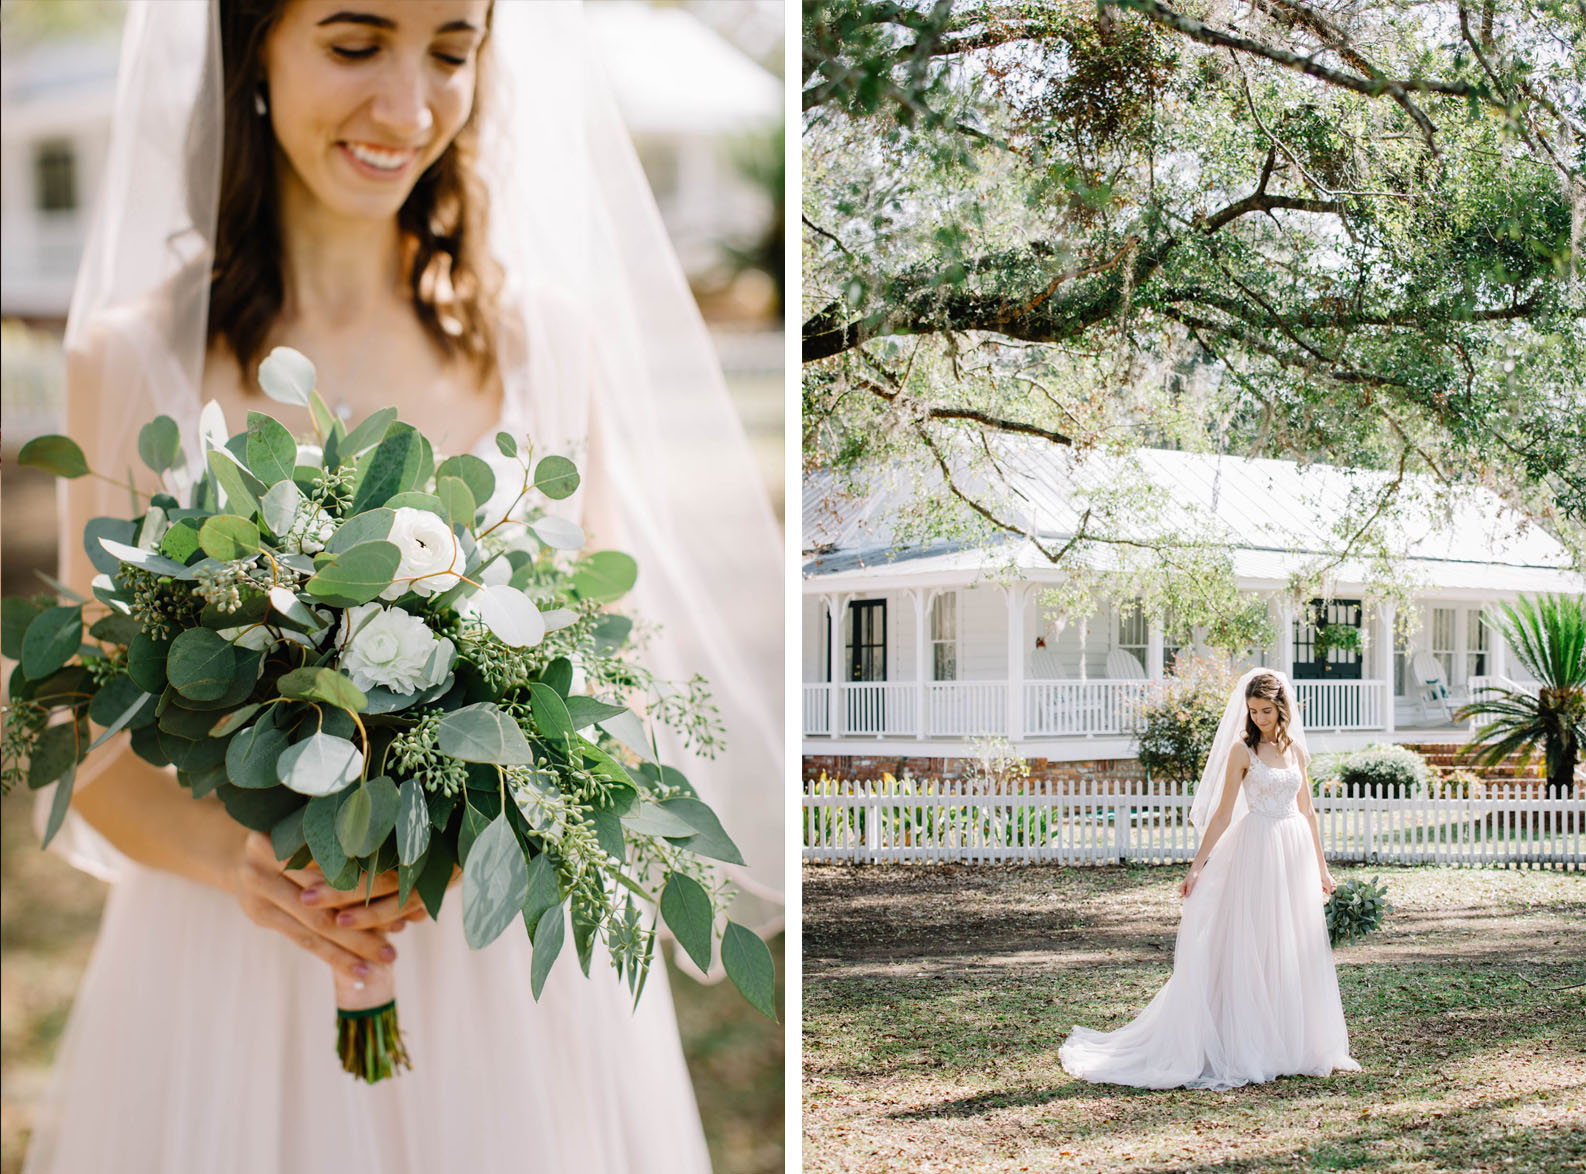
left=1024, top=680, right=1152, bottom=736
left=926, top=681, right=1006, bottom=738
left=1293, top=680, right=1385, bottom=731
left=804, top=678, right=1394, bottom=738
left=841, top=682, right=919, bottom=736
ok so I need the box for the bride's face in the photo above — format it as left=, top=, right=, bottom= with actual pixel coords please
left=261, top=0, right=490, bottom=221
left=1246, top=697, right=1278, bottom=735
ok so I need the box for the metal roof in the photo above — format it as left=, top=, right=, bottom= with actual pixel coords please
left=803, top=441, right=1583, bottom=595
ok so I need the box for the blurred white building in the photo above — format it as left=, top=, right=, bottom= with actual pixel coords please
left=0, top=1, right=780, bottom=322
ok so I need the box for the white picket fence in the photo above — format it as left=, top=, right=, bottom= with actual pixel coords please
left=803, top=776, right=1586, bottom=868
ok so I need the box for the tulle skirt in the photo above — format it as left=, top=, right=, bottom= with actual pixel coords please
left=1058, top=810, right=1361, bottom=1091
left=21, top=863, right=713, bottom=1173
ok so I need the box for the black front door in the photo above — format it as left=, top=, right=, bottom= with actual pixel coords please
left=1293, top=598, right=1363, bottom=680
left=847, top=600, right=886, bottom=731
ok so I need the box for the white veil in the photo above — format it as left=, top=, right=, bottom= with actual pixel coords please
left=1187, top=668, right=1311, bottom=839
left=48, top=0, right=783, bottom=937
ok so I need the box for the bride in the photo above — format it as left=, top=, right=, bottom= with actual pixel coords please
left=1058, top=668, right=1362, bottom=1091
left=23, top=2, right=782, bottom=1170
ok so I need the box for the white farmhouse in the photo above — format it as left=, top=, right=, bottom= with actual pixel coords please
left=802, top=442, right=1583, bottom=777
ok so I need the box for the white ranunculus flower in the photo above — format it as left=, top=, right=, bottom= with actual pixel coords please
left=381, top=507, right=463, bottom=600
left=339, top=603, right=454, bottom=694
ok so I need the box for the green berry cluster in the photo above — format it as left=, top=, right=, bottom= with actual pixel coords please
left=122, top=567, right=204, bottom=641
left=193, top=560, right=262, bottom=614
left=0, top=700, right=48, bottom=795
left=387, top=709, right=469, bottom=797
left=307, top=466, right=356, bottom=517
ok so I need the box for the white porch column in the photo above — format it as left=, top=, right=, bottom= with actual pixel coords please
left=910, top=588, right=930, bottom=739
left=1377, top=599, right=1396, bottom=735
left=1274, top=595, right=1295, bottom=675
left=826, top=593, right=849, bottom=739
left=1453, top=603, right=1469, bottom=696
left=1078, top=613, right=1089, bottom=681
left=1006, top=583, right=1027, bottom=742
left=1492, top=615, right=1510, bottom=680
left=1147, top=614, right=1164, bottom=680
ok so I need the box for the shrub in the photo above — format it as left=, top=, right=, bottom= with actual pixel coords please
left=1133, top=657, right=1240, bottom=785
left=1307, top=750, right=1350, bottom=793
left=1336, top=743, right=1429, bottom=797
left=1325, top=875, right=1394, bottom=947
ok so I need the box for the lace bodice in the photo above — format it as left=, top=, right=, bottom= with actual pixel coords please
left=1242, top=755, right=1303, bottom=818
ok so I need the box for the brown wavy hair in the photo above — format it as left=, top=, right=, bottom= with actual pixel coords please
left=208, top=0, right=501, bottom=389
left=1242, top=671, right=1294, bottom=755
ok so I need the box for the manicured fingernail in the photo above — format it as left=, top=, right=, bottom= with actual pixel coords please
left=300, top=888, right=320, bottom=904
left=380, top=946, right=397, bottom=962
left=353, top=962, right=370, bottom=978
left=336, top=911, right=355, bottom=927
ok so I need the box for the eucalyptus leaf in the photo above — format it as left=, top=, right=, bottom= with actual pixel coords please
left=335, top=775, right=399, bottom=857
left=21, top=606, right=83, bottom=680
left=530, top=902, right=565, bottom=999
left=659, top=797, right=744, bottom=865
left=82, top=518, right=136, bottom=575
left=97, top=537, right=198, bottom=580
left=348, top=427, right=422, bottom=514
left=520, top=852, right=560, bottom=939
left=533, top=454, right=579, bottom=500
left=18, top=435, right=89, bottom=478
left=529, top=515, right=584, bottom=550
left=136, top=415, right=184, bottom=474
left=433, top=703, right=536, bottom=765
left=436, top=453, right=495, bottom=507
left=197, top=514, right=260, bottom=562
left=303, top=791, right=349, bottom=878
left=414, top=836, right=455, bottom=920
left=571, top=551, right=638, bottom=603
left=461, top=814, right=530, bottom=949
left=722, top=921, right=777, bottom=1020
left=495, top=431, right=517, bottom=458
left=260, top=480, right=302, bottom=536
left=470, top=583, right=545, bottom=647
left=166, top=626, right=237, bottom=702
left=661, top=873, right=714, bottom=973
left=341, top=406, right=399, bottom=457
left=325, top=508, right=395, bottom=553
left=224, top=721, right=290, bottom=789
left=40, top=760, right=77, bottom=849
left=206, top=449, right=263, bottom=518
left=396, top=777, right=431, bottom=866
left=257, top=346, right=316, bottom=407
left=276, top=666, right=367, bottom=712
left=304, top=540, right=400, bottom=608
left=277, top=732, right=363, bottom=796
left=435, top=476, right=476, bottom=527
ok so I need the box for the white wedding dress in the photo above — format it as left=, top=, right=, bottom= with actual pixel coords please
left=1058, top=757, right=1362, bottom=1090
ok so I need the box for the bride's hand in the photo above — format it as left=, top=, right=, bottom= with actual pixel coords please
left=234, top=832, right=404, bottom=983
left=1320, top=868, right=1339, bottom=897
left=1179, top=864, right=1203, bottom=898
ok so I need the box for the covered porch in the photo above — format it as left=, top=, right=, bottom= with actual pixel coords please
left=801, top=581, right=1530, bottom=748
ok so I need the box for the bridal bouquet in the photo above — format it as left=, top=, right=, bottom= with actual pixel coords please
left=1323, top=875, right=1393, bottom=947
left=2, top=347, right=775, bottom=1081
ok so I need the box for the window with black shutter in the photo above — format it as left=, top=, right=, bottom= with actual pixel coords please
left=1293, top=598, right=1363, bottom=680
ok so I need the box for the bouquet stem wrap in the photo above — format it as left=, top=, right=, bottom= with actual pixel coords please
left=333, top=965, right=409, bottom=1082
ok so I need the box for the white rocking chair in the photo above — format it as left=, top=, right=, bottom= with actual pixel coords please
left=1409, top=650, right=1455, bottom=723
left=1106, top=649, right=1147, bottom=680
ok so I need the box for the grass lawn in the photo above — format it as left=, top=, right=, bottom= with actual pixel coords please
left=0, top=787, right=783, bottom=1174
left=804, top=863, right=1585, bottom=1173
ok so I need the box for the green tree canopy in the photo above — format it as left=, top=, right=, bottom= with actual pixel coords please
left=803, top=0, right=1586, bottom=628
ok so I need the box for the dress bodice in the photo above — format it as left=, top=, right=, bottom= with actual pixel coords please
left=1242, top=755, right=1303, bottom=818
